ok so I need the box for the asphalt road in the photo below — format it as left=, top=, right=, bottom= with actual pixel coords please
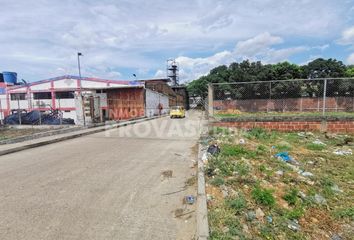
left=0, top=111, right=203, bottom=240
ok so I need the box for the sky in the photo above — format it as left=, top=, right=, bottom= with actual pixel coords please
left=1, top=0, right=354, bottom=83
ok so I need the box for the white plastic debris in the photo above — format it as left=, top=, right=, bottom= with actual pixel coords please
left=239, top=138, right=246, bottom=144
left=202, top=152, right=209, bottom=164
left=333, top=149, right=352, bottom=156
left=275, top=170, right=284, bottom=176
left=298, top=170, right=314, bottom=177
left=313, top=139, right=326, bottom=145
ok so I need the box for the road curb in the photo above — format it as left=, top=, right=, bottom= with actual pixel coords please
left=0, top=115, right=164, bottom=156
left=196, top=117, right=209, bottom=240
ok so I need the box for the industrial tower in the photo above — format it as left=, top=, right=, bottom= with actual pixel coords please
left=167, top=59, right=179, bottom=86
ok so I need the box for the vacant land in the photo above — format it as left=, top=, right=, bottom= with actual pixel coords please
left=205, top=127, right=353, bottom=239
left=0, top=127, right=49, bottom=141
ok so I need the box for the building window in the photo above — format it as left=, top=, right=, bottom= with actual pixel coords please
left=56, top=91, right=74, bottom=99
left=33, top=92, right=52, bottom=99
left=10, top=93, right=26, bottom=100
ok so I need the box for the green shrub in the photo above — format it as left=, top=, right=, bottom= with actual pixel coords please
left=251, top=186, right=276, bottom=207
left=226, top=196, right=247, bottom=214
left=334, top=207, right=354, bottom=220
left=283, top=188, right=299, bottom=205
left=210, top=177, right=225, bottom=186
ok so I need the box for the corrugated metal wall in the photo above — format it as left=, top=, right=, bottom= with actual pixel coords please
left=145, top=88, right=169, bottom=117
left=107, top=88, right=145, bottom=120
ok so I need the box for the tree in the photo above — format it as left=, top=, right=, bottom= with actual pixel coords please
left=186, top=58, right=353, bottom=99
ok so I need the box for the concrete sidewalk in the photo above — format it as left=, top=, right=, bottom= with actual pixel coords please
left=0, top=116, right=163, bottom=156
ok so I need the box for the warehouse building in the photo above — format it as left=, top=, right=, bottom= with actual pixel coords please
left=0, top=75, right=175, bottom=125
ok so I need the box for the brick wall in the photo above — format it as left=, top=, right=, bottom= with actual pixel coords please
left=213, top=117, right=354, bottom=133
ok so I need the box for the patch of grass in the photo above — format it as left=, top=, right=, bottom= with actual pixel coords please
left=334, top=207, right=354, bottom=220
left=260, top=225, right=276, bottom=239
left=210, top=177, right=225, bottom=187
left=221, top=145, right=256, bottom=158
left=259, top=164, right=267, bottom=172
left=210, top=127, right=231, bottom=136
left=283, top=188, right=299, bottom=205
left=319, top=177, right=335, bottom=198
left=275, top=144, right=292, bottom=152
left=251, top=186, right=276, bottom=207
left=245, top=128, right=275, bottom=140
left=185, top=176, right=197, bottom=186
left=209, top=231, right=233, bottom=240
left=306, top=143, right=326, bottom=151
left=224, top=217, right=245, bottom=238
left=256, top=144, right=267, bottom=153
left=286, top=207, right=304, bottom=220
left=226, top=196, right=247, bottom=214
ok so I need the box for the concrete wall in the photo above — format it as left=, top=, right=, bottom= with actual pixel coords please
left=145, top=88, right=169, bottom=117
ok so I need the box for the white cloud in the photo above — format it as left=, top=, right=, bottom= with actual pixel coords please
left=338, top=26, right=354, bottom=45
left=235, top=32, right=283, bottom=56
left=154, top=69, right=166, bottom=78
left=178, top=33, right=309, bottom=82
left=0, top=0, right=351, bottom=81
left=347, top=53, right=354, bottom=64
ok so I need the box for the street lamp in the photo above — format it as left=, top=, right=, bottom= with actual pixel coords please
left=77, top=52, right=83, bottom=79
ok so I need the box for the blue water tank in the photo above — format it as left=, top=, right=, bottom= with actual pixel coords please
left=2, top=72, right=17, bottom=85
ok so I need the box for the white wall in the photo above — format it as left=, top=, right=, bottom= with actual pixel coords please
left=55, top=98, right=75, bottom=108
left=55, top=78, right=77, bottom=89
left=145, top=88, right=169, bottom=117
left=0, top=94, right=7, bottom=120
left=30, top=82, right=51, bottom=91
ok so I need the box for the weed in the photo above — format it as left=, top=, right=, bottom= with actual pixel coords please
left=210, top=177, right=225, bottom=187
left=210, top=127, right=231, bottom=136
left=224, top=217, right=245, bottom=238
left=245, top=127, right=276, bottom=140
left=185, top=176, right=197, bottom=186
left=334, top=207, right=354, bottom=220
left=283, top=188, right=299, bottom=205
left=319, top=177, right=335, bottom=198
left=306, top=143, right=326, bottom=151
left=209, top=231, right=233, bottom=240
left=251, top=186, right=276, bottom=207
left=259, top=164, right=267, bottom=172
left=286, top=207, right=304, bottom=220
left=256, top=144, right=267, bottom=154
left=221, top=144, right=256, bottom=158
left=260, top=225, right=276, bottom=239
left=226, top=196, right=247, bottom=214
left=275, top=144, right=292, bottom=152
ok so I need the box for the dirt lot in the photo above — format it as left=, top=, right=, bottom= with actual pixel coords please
left=0, top=127, right=50, bottom=141
left=205, top=127, right=354, bottom=240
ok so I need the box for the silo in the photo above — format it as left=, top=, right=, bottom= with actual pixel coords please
left=2, top=72, right=17, bottom=85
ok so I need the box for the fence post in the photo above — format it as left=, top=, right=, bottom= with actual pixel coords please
left=267, top=82, right=272, bottom=112
left=208, top=84, right=214, bottom=117
left=322, top=79, right=327, bottom=117
left=17, top=99, right=21, bottom=125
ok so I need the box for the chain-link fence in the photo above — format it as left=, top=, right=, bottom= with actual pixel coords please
left=209, top=78, right=354, bottom=117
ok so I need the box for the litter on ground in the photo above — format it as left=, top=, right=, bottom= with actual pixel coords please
left=206, top=127, right=354, bottom=240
